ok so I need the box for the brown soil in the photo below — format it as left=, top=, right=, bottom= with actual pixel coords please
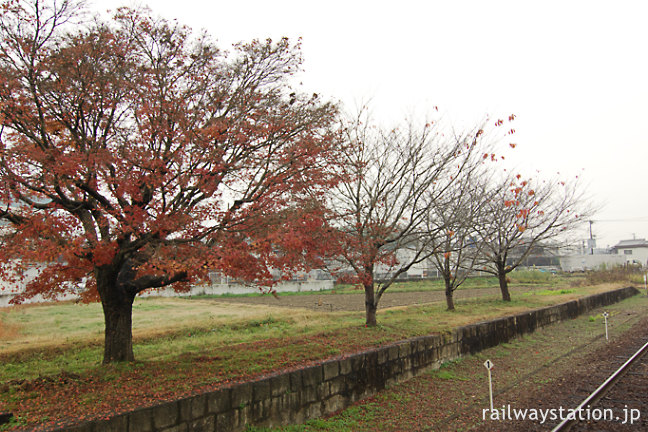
left=218, top=286, right=537, bottom=311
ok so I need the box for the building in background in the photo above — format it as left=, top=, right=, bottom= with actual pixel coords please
left=558, top=237, right=648, bottom=272
left=610, top=238, right=648, bottom=266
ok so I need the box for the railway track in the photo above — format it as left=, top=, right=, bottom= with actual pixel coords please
left=465, top=309, right=648, bottom=432
left=550, top=339, right=648, bottom=431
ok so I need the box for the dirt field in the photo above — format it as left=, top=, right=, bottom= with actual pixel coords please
left=215, top=286, right=538, bottom=311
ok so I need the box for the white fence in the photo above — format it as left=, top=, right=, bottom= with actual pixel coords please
left=559, top=254, right=627, bottom=272
left=138, top=279, right=334, bottom=298
left=0, top=278, right=334, bottom=307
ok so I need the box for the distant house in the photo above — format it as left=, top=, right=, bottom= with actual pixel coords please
left=611, top=238, right=648, bottom=266
left=372, top=249, right=426, bottom=280
left=506, top=241, right=562, bottom=268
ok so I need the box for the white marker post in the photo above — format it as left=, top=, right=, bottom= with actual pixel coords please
left=484, top=359, right=494, bottom=411
left=644, top=274, right=647, bottom=296
left=603, top=312, right=609, bottom=341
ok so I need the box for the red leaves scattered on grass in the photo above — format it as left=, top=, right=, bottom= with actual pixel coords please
left=1, top=327, right=411, bottom=431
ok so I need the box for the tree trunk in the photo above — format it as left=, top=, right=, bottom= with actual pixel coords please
left=444, top=278, right=455, bottom=311
left=96, top=267, right=136, bottom=363
left=102, top=297, right=135, bottom=363
left=497, top=267, right=511, bottom=302
left=364, top=282, right=377, bottom=326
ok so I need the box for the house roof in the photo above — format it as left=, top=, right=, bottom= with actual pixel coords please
left=611, top=238, right=648, bottom=249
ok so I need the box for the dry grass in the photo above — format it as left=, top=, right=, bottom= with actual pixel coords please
left=569, top=267, right=643, bottom=287
left=0, top=281, right=629, bottom=361
left=529, top=282, right=630, bottom=302
left=0, top=299, right=324, bottom=357
left=0, top=319, right=20, bottom=340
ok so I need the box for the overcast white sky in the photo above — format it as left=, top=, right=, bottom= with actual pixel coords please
left=96, top=0, right=648, bottom=248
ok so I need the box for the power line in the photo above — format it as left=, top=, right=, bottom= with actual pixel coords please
left=590, top=217, right=648, bottom=223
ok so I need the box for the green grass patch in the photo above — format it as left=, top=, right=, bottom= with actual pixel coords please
left=432, top=369, right=470, bottom=381
left=247, top=404, right=383, bottom=432
left=523, top=288, right=575, bottom=296
left=0, top=416, right=28, bottom=432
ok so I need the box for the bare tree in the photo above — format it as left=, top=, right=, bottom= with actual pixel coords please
left=475, top=174, right=590, bottom=301
left=427, top=174, right=491, bottom=311
left=328, top=109, right=486, bottom=326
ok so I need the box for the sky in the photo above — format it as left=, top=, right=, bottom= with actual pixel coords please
left=95, top=0, right=648, bottom=249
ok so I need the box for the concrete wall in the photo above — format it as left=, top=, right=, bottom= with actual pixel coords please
left=139, top=280, right=334, bottom=298
left=0, top=292, right=79, bottom=308
left=559, top=254, right=627, bottom=272
left=0, top=280, right=334, bottom=308
left=41, top=286, right=638, bottom=432
left=0, top=264, right=77, bottom=307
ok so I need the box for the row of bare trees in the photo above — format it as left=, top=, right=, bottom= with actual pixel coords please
left=328, top=110, right=590, bottom=324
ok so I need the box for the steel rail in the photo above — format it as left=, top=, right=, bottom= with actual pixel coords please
left=550, top=339, right=648, bottom=432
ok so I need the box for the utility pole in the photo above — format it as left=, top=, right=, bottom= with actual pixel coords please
left=589, top=220, right=594, bottom=255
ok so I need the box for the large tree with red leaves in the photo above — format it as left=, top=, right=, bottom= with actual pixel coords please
left=0, top=1, right=341, bottom=362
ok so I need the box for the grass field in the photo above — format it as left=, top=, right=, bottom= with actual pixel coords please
left=0, top=275, right=623, bottom=382
left=0, top=270, right=638, bottom=430
left=196, top=270, right=573, bottom=299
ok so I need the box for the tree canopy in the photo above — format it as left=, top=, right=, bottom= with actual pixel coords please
left=0, top=0, right=342, bottom=362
